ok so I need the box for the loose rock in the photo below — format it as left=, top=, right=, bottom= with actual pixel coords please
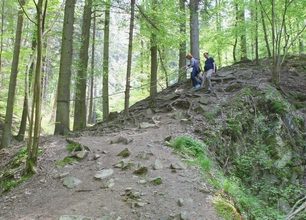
left=94, top=169, right=114, bottom=180
left=63, top=176, right=82, bottom=189
left=94, top=154, right=101, bottom=160
left=113, top=159, right=134, bottom=170
left=110, top=136, right=132, bottom=145
left=139, top=122, right=157, bottom=129
left=153, top=159, right=163, bottom=170
left=101, top=178, right=115, bottom=189
left=170, top=162, right=187, bottom=171
left=177, top=198, right=184, bottom=207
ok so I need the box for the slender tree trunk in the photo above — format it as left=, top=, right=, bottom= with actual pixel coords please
left=49, top=89, right=57, bottom=123
left=0, top=0, right=4, bottom=86
left=124, top=0, right=135, bottom=115
left=239, top=2, right=247, bottom=61
left=149, top=0, right=158, bottom=106
left=42, top=40, right=48, bottom=102
left=1, top=0, right=26, bottom=149
left=140, top=40, right=144, bottom=75
left=88, top=11, right=96, bottom=124
left=299, top=30, right=304, bottom=54
left=54, top=0, right=76, bottom=135
left=190, top=0, right=200, bottom=59
left=158, top=48, right=169, bottom=87
left=216, top=0, right=222, bottom=67
left=178, top=0, right=186, bottom=82
left=73, top=0, right=92, bottom=131
left=233, top=3, right=238, bottom=62
left=260, top=7, right=271, bottom=57
left=16, top=30, right=36, bottom=141
left=102, top=0, right=110, bottom=121
left=16, top=51, right=36, bottom=141
left=254, top=0, right=259, bottom=63
left=150, top=33, right=158, bottom=102
left=25, top=0, right=45, bottom=175
left=271, top=0, right=279, bottom=86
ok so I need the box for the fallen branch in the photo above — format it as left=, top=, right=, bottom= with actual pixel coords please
left=286, top=196, right=306, bottom=220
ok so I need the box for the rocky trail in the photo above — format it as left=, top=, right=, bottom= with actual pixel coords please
left=0, top=113, right=219, bottom=220
left=0, top=55, right=305, bottom=220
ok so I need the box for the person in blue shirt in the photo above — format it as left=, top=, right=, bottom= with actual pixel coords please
left=186, top=53, right=201, bottom=89
left=201, top=52, right=215, bottom=93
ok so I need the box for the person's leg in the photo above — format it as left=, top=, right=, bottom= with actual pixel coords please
left=191, top=70, right=197, bottom=87
left=206, top=69, right=213, bottom=91
left=201, top=72, right=207, bottom=88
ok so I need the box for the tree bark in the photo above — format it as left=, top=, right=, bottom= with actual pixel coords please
left=149, top=0, right=158, bottom=106
left=88, top=10, right=96, bottom=124
left=190, top=0, right=200, bottom=59
left=254, top=0, right=259, bottom=63
left=0, top=0, right=4, bottom=87
left=158, top=48, right=169, bottom=87
left=124, top=0, right=135, bottom=115
left=54, top=0, right=76, bottom=135
left=233, top=3, right=238, bottom=63
left=239, top=2, right=247, bottom=61
left=1, top=0, right=26, bottom=148
left=150, top=33, right=158, bottom=102
left=216, top=0, right=222, bottom=67
left=271, top=0, right=279, bottom=86
left=16, top=53, right=35, bottom=141
left=178, top=0, right=186, bottom=82
left=260, top=6, right=271, bottom=57
left=25, top=0, right=45, bottom=174
left=102, top=0, right=110, bottom=121
left=73, top=0, right=92, bottom=131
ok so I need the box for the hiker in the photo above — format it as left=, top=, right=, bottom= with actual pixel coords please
left=201, top=52, right=216, bottom=94
left=186, top=53, right=201, bottom=89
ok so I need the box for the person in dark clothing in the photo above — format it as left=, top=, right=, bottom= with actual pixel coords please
left=201, top=52, right=215, bottom=93
left=186, top=53, right=201, bottom=88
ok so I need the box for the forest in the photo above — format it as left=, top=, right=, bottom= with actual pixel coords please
left=0, top=0, right=305, bottom=219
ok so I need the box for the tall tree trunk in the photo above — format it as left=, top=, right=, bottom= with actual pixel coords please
left=124, top=0, right=135, bottom=116
left=239, top=2, right=247, bottom=61
left=16, top=53, right=35, bottom=141
left=260, top=7, right=271, bottom=57
left=1, top=0, right=26, bottom=149
left=25, top=0, right=46, bottom=174
left=190, top=0, right=200, bottom=59
left=233, top=3, right=238, bottom=62
left=178, top=0, right=186, bottom=82
left=42, top=40, right=48, bottom=102
left=73, top=0, right=92, bottom=131
left=149, top=0, right=158, bottom=106
left=254, top=0, right=259, bottom=63
left=216, top=0, right=222, bottom=67
left=16, top=33, right=37, bottom=141
left=54, top=0, right=76, bottom=135
left=271, top=0, right=279, bottom=86
left=102, top=0, right=110, bottom=121
left=88, top=11, right=96, bottom=124
left=299, top=32, right=304, bottom=55
left=150, top=33, right=158, bottom=102
left=158, top=48, right=169, bottom=87
left=0, top=0, right=4, bottom=86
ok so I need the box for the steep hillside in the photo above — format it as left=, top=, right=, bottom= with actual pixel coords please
left=0, top=55, right=305, bottom=219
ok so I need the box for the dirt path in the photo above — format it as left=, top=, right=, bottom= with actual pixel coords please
left=0, top=112, right=220, bottom=220
left=2, top=55, right=304, bottom=220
